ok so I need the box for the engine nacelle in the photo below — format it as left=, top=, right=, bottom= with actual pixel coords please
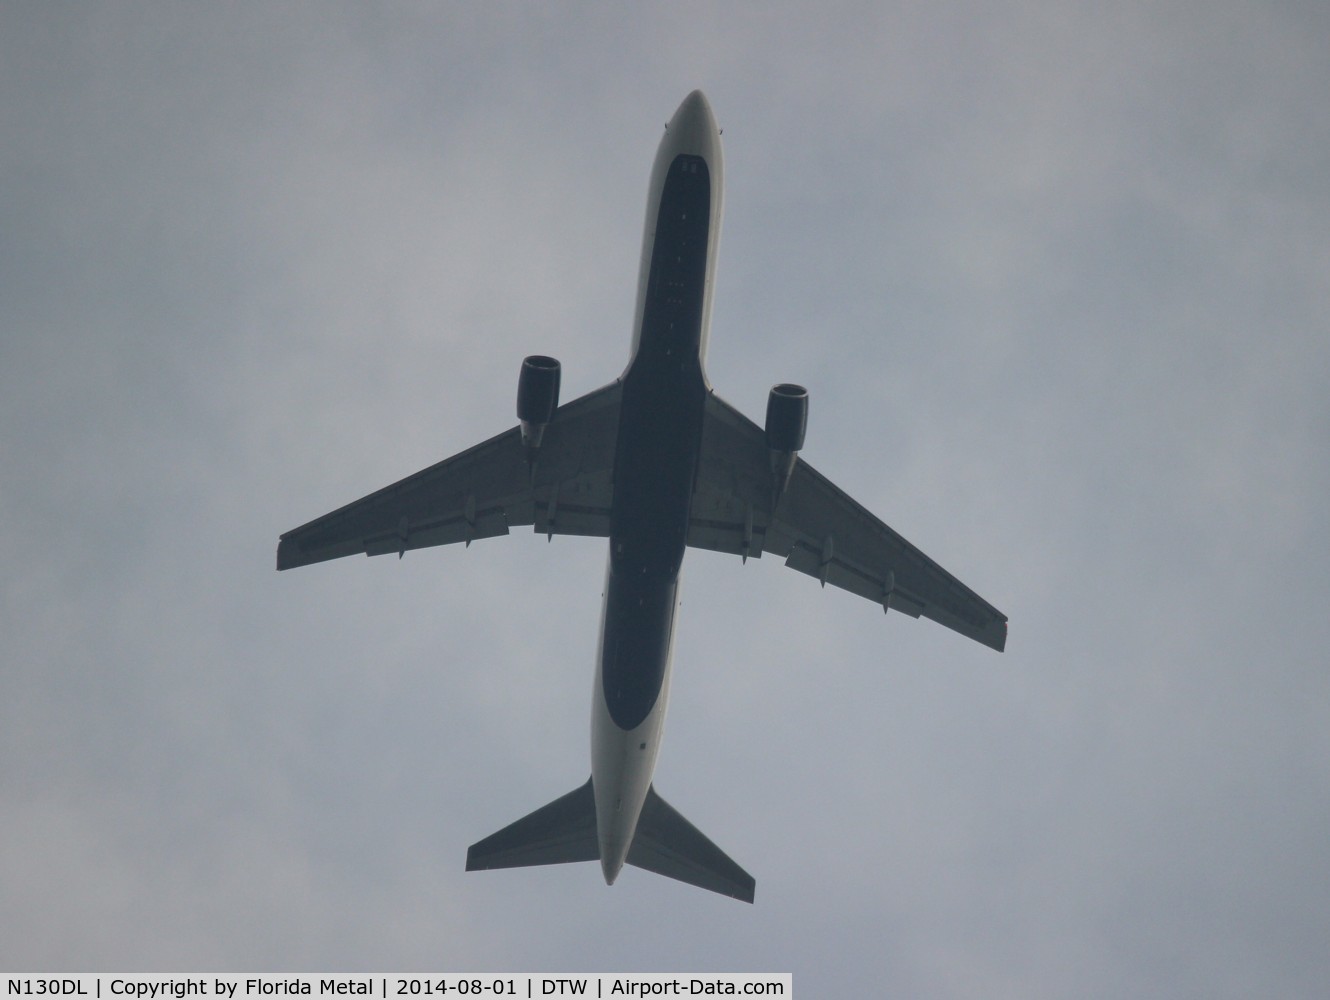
left=765, top=383, right=808, bottom=505
left=517, top=355, right=561, bottom=456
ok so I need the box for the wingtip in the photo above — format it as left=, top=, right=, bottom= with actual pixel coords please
left=276, top=535, right=322, bottom=571
left=275, top=536, right=299, bottom=571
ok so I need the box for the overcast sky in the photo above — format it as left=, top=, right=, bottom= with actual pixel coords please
left=3, top=2, right=1328, bottom=995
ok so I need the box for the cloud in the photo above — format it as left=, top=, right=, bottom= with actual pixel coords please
left=3, top=2, right=1328, bottom=994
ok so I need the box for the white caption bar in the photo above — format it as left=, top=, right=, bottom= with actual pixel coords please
left=4, top=977, right=791, bottom=999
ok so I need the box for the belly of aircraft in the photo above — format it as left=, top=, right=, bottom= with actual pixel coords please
left=591, top=147, right=715, bottom=876
left=598, top=149, right=713, bottom=731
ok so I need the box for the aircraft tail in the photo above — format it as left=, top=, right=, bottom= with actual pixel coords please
left=466, top=777, right=600, bottom=871
left=628, top=785, right=755, bottom=903
left=462, top=771, right=598, bottom=867
left=465, top=778, right=754, bottom=903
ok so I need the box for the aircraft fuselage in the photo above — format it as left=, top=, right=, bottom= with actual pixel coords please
left=279, top=89, right=1005, bottom=902
left=591, top=91, right=723, bottom=884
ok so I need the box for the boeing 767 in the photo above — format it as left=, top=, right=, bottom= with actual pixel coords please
left=277, top=91, right=1007, bottom=903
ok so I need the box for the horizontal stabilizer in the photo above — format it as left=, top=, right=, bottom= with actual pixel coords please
left=466, top=778, right=599, bottom=871
left=627, top=786, right=755, bottom=903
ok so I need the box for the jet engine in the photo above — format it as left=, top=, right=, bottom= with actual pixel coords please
left=517, top=355, right=561, bottom=458
left=764, top=383, right=808, bottom=505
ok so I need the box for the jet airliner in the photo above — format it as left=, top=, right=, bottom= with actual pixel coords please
left=277, top=91, right=1007, bottom=903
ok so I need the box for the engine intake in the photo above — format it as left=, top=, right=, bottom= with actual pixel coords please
left=517, top=355, right=561, bottom=457
left=765, top=383, right=808, bottom=505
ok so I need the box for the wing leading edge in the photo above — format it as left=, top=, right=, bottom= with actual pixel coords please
left=687, top=392, right=1007, bottom=651
left=277, top=381, right=622, bottom=571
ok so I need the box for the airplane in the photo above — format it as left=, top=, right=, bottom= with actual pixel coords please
left=277, top=90, right=1007, bottom=904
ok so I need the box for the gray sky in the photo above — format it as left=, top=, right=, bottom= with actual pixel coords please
left=3, top=2, right=1328, bottom=995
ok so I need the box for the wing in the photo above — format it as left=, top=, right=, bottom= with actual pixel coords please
left=277, top=381, right=622, bottom=570
left=687, top=392, right=1007, bottom=651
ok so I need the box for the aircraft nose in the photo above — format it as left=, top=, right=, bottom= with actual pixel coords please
left=676, top=89, right=713, bottom=122
left=667, top=90, right=719, bottom=151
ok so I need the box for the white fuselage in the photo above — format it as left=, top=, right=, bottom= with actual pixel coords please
left=590, top=91, right=724, bottom=884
